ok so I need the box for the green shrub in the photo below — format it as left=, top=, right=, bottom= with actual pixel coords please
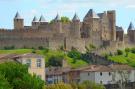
left=32, top=49, right=36, bottom=53
left=117, top=50, right=123, bottom=55
left=4, top=45, right=15, bottom=50
left=125, top=48, right=130, bottom=57
left=47, top=55, right=63, bottom=67
left=131, top=48, right=135, bottom=54
left=38, top=46, right=44, bottom=50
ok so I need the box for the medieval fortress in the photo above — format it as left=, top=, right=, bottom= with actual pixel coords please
left=0, top=9, right=134, bottom=52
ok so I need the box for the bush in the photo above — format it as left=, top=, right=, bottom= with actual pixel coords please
left=47, top=56, right=63, bottom=67
left=32, top=49, right=36, bottom=53
left=131, top=48, right=135, bottom=54
left=4, top=45, right=15, bottom=50
left=78, top=81, right=105, bottom=89
left=38, top=46, right=44, bottom=50
left=117, top=50, right=123, bottom=55
left=125, top=48, right=130, bottom=57
left=46, top=83, right=73, bottom=89
left=67, top=49, right=81, bottom=60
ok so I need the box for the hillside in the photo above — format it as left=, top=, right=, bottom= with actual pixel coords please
left=108, top=48, right=135, bottom=67
left=0, top=49, right=88, bottom=68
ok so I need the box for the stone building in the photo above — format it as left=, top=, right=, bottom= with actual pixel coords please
left=128, top=22, right=135, bottom=43
left=0, top=9, right=125, bottom=52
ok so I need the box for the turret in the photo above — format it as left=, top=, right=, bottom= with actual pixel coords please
left=107, top=10, right=116, bottom=41
left=14, top=12, right=24, bottom=30
left=128, top=22, right=135, bottom=30
left=84, top=9, right=100, bottom=21
left=53, top=14, right=62, bottom=33
left=127, top=22, right=135, bottom=42
left=71, top=13, right=81, bottom=38
left=83, top=9, right=100, bottom=38
left=32, top=16, right=39, bottom=29
left=39, top=15, right=48, bottom=25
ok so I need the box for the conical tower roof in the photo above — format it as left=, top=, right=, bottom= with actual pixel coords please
left=32, top=16, right=38, bottom=22
left=72, top=13, right=80, bottom=21
left=14, top=12, right=22, bottom=19
left=39, top=15, right=45, bottom=22
left=84, top=9, right=99, bottom=19
left=128, top=22, right=135, bottom=30
left=54, top=14, right=61, bottom=21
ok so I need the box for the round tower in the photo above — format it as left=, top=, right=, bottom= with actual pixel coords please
left=14, top=12, right=24, bottom=30
left=71, top=13, right=81, bottom=38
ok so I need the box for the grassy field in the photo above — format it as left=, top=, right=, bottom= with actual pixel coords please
left=0, top=49, right=88, bottom=68
left=108, top=52, right=135, bottom=67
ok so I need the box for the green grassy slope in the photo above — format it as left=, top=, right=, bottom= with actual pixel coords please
left=108, top=52, right=135, bottom=67
left=0, top=49, right=88, bottom=68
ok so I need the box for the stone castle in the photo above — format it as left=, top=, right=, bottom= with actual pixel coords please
left=0, top=9, right=134, bottom=52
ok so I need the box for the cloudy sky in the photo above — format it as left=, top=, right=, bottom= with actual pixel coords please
left=0, top=0, right=135, bottom=32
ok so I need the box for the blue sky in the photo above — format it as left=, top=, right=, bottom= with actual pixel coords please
left=0, top=0, right=135, bottom=32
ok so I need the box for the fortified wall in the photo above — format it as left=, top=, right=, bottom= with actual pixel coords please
left=0, top=9, right=130, bottom=53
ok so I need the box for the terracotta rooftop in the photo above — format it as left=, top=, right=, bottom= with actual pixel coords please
left=14, top=53, right=44, bottom=58
left=109, top=64, right=134, bottom=71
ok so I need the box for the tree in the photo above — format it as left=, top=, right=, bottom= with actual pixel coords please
left=0, top=73, right=12, bottom=89
left=0, top=62, right=44, bottom=89
left=78, top=81, right=106, bottom=89
left=47, top=56, right=63, bottom=67
left=61, top=16, right=71, bottom=23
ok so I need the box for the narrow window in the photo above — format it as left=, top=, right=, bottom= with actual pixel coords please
left=109, top=72, right=111, bottom=76
left=100, top=72, right=102, bottom=76
left=37, top=59, right=42, bottom=68
left=88, top=72, right=90, bottom=76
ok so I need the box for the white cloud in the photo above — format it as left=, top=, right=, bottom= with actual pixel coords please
left=126, top=5, right=135, bottom=9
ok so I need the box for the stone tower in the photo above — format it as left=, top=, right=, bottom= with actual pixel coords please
left=107, top=10, right=116, bottom=41
left=98, top=12, right=111, bottom=41
left=32, top=16, right=39, bottom=29
left=83, top=9, right=100, bottom=37
left=127, top=22, right=135, bottom=42
left=53, top=14, right=62, bottom=33
left=14, top=12, right=24, bottom=30
left=71, top=13, right=81, bottom=38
